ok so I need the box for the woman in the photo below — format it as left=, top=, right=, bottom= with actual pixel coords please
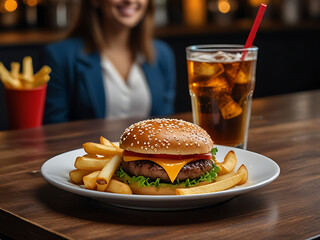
left=44, top=0, right=176, bottom=124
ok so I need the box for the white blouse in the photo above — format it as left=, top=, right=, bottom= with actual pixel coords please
left=101, top=56, right=151, bottom=120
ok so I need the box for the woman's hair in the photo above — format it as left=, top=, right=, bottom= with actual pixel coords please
left=69, top=0, right=155, bottom=63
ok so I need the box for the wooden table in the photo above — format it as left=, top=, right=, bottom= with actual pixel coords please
left=1, top=90, right=320, bottom=240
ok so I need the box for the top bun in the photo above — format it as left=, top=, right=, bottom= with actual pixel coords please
left=119, top=118, right=213, bottom=155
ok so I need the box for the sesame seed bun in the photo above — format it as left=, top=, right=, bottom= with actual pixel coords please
left=119, top=118, right=214, bottom=155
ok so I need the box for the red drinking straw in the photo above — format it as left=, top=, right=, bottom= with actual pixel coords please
left=241, top=3, right=267, bottom=60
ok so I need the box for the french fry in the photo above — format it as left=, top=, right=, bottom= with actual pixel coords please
left=96, top=154, right=121, bottom=191
left=216, top=171, right=236, bottom=182
left=10, top=62, right=20, bottom=79
left=237, top=164, right=248, bottom=185
left=0, top=62, right=22, bottom=89
left=106, top=179, right=132, bottom=194
left=33, top=74, right=50, bottom=88
left=33, top=65, right=51, bottom=87
left=96, top=182, right=107, bottom=191
left=83, top=171, right=100, bottom=190
left=100, top=136, right=117, bottom=148
left=33, top=65, right=51, bottom=80
left=22, top=56, right=33, bottom=83
left=176, top=162, right=248, bottom=195
left=69, top=169, right=92, bottom=184
left=218, top=150, right=237, bottom=175
left=74, top=155, right=111, bottom=171
left=83, top=142, right=123, bottom=156
left=176, top=173, right=244, bottom=195
left=215, top=162, right=224, bottom=173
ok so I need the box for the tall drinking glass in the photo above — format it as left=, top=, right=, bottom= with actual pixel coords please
left=186, top=45, right=258, bottom=149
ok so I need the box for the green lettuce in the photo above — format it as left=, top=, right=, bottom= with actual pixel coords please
left=211, top=147, right=218, bottom=156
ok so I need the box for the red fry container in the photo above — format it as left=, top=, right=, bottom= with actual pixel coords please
left=4, top=84, right=47, bottom=130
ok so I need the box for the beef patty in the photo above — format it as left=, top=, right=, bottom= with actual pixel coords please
left=121, top=159, right=213, bottom=183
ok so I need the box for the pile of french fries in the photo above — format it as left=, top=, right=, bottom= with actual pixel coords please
left=0, top=56, right=51, bottom=89
left=70, top=137, right=249, bottom=195
left=69, top=137, right=133, bottom=194
left=176, top=151, right=248, bottom=195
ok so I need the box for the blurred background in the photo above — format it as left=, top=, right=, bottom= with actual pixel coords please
left=0, top=0, right=319, bottom=130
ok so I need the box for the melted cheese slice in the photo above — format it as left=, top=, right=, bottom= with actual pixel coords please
left=123, top=156, right=199, bottom=183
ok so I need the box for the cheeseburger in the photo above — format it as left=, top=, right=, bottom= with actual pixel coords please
left=116, top=118, right=219, bottom=195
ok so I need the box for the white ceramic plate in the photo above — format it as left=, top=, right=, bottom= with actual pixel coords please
left=41, top=145, right=280, bottom=211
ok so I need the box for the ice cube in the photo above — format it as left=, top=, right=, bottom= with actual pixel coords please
left=193, top=62, right=224, bottom=78
left=234, top=71, right=249, bottom=84
left=232, top=83, right=250, bottom=102
left=225, top=62, right=240, bottom=81
left=212, top=51, right=234, bottom=62
left=207, top=75, right=232, bottom=94
left=218, top=94, right=242, bottom=120
left=233, top=61, right=252, bottom=84
left=197, top=53, right=215, bottom=62
left=234, top=53, right=243, bottom=61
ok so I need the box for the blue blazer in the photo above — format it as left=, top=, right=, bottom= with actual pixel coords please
left=43, top=38, right=176, bottom=124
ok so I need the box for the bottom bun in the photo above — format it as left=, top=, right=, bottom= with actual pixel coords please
left=128, top=180, right=213, bottom=195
